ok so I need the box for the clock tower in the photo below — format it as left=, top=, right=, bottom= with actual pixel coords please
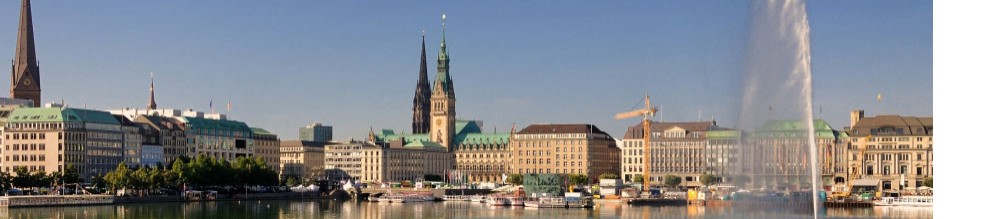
left=11, top=0, right=41, bottom=107
left=429, top=14, right=456, bottom=151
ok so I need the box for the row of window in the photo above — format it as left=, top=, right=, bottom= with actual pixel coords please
left=5, top=154, right=47, bottom=162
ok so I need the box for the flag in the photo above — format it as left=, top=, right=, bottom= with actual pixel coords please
left=877, top=93, right=883, bottom=103
left=209, top=100, right=214, bottom=111
left=227, top=101, right=232, bottom=112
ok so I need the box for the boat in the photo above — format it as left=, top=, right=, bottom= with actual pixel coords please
left=469, top=195, right=487, bottom=203
left=525, top=197, right=568, bottom=208
left=377, top=194, right=433, bottom=203
left=487, top=196, right=507, bottom=206
left=873, top=196, right=933, bottom=207
left=506, top=196, right=525, bottom=206
left=443, top=195, right=468, bottom=201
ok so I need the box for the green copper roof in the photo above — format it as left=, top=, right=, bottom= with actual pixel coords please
left=374, top=120, right=510, bottom=149
left=706, top=130, right=742, bottom=139
left=180, top=117, right=252, bottom=133
left=251, top=127, right=273, bottom=135
left=8, top=107, right=120, bottom=125
left=750, top=119, right=837, bottom=139
left=404, top=140, right=445, bottom=148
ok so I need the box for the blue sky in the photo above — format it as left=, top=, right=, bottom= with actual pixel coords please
left=0, top=1, right=931, bottom=140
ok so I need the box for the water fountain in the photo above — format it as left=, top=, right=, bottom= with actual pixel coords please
left=739, top=0, right=820, bottom=218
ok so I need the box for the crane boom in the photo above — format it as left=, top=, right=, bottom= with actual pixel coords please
left=615, top=95, right=657, bottom=192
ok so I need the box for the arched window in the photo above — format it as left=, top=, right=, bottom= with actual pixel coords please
left=899, top=165, right=908, bottom=175
left=883, top=166, right=892, bottom=175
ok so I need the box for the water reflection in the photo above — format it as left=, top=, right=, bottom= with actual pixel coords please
left=1, top=200, right=931, bottom=219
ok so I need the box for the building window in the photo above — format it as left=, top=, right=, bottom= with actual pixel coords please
left=883, top=166, right=891, bottom=175
left=916, top=167, right=923, bottom=175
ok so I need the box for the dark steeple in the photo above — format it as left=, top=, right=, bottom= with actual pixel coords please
left=412, top=32, right=431, bottom=134
left=11, top=0, right=41, bottom=107
left=148, top=73, right=158, bottom=110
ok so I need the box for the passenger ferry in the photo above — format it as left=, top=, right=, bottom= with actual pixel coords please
left=378, top=194, right=433, bottom=203
left=873, top=196, right=933, bottom=207
left=524, top=197, right=567, bottom=208
left=505, top=196, right=525, bottom=206
left=469, top=195, right=487, bottom=203
left=443, top=195, right=469, bottom=201
left=487, top=196, right=507, bottom=206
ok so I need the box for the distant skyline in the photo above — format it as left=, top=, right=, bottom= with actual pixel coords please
left=1, top=1, right=932, bottom=140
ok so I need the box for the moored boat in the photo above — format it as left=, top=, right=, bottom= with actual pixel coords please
left=487, top=196, right=507, bottom=206
left=873, top=196, right=932, bottom=207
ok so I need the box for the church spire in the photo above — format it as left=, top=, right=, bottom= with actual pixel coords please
left=148, top=72, right=158, bottom=110
left=11, top=0, right=41, bottom=107
left=411, top=32, right=431, bottom=134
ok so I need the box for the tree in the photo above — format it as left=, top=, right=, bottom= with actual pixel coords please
left=506, top=174, right=524, bottom=185
left=599, top=173, right=619, bottom=180
left=284, top=175, right=301, bottom=187
left=568, top=174, right=589, bottom=188
left=631, top=174, right=645, bottom=184
left=664, top=175, right=682, bottom=188
left=11, top=167, right=31, bottom=189
left=700, top=173, right=718, bottom=186
left=0, top=171, right=12, bottom=191
left=924, top=177, right=933, bottom=188
left=62, top=164, right=81, bottom=184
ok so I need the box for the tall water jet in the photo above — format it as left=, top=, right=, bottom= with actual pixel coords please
left=739, top=0, right=820, bottom=218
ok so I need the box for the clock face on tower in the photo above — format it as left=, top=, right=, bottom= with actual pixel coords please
left=436, top=119, right=442, bottom=126
left=23, top=78, right=32, bottom=86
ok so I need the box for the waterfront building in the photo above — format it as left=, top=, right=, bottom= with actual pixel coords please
left=279, top=140, right=326, bottom=180
left=370, top=16, right=511, bottom=184
left=844, top=110, right=932, bottom=193
left=323, top=140, right=367, bottom=182
left=509, top=124, right=620, bottom=183
left=706, top=129, right=743, bottom=180
left=178, top=116, right=253, bottom=161
left=112, top=108, right=255, bottom=163
left=299, top=122, right=332, bottom=142
left=372, top=120, right=509, bottom=183
left=113, top=115, right=142, bottom=166
left=743, top=119, right=843, bottom=190
left=252, top=127, right=281, bottom=171
left=2, top=106, right=124, bottom=180
left=621, top=121, right=720, bottom=187
left=359, top=138, right=452, bottom=184
left=10, top=0, right=42, bottom=107
left=140, top=144, right=163, bottom=167
left=130, top=115, right=186, bottom=164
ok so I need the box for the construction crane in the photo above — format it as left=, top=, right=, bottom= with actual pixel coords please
left=615, top=95, right=658, bottom=192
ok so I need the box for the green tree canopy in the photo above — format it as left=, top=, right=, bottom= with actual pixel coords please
left=599, top=173, right=619, bottom=180
left=631, top=174, right=645, bottom=184
left=700, top=173, right=718, bottom=186
left=506, top=174, right=524, bottom=185
left=664, top=175, right=682, bottom=188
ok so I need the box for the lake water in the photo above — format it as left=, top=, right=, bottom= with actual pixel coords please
left=0, top=199, right=932, bottom=219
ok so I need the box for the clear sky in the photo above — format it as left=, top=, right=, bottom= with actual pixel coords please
left=1, top=1, right=931, bottom=140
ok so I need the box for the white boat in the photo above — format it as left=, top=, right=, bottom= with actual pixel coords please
left=873, top=196, right=933, bottom=207
left=487, top=196, right=507, bottom=206
left=469, top=195, right=487, bottom=203
left=378, top=194, right=433, bottom=203
left=506, top=196, right=525, bottom=206
left=524, top=197, right=567, bottom=208
left=443, top=195, right=468, bottom=201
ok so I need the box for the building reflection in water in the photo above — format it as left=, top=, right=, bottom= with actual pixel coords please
left=1, top=199, right=930, bottom=219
